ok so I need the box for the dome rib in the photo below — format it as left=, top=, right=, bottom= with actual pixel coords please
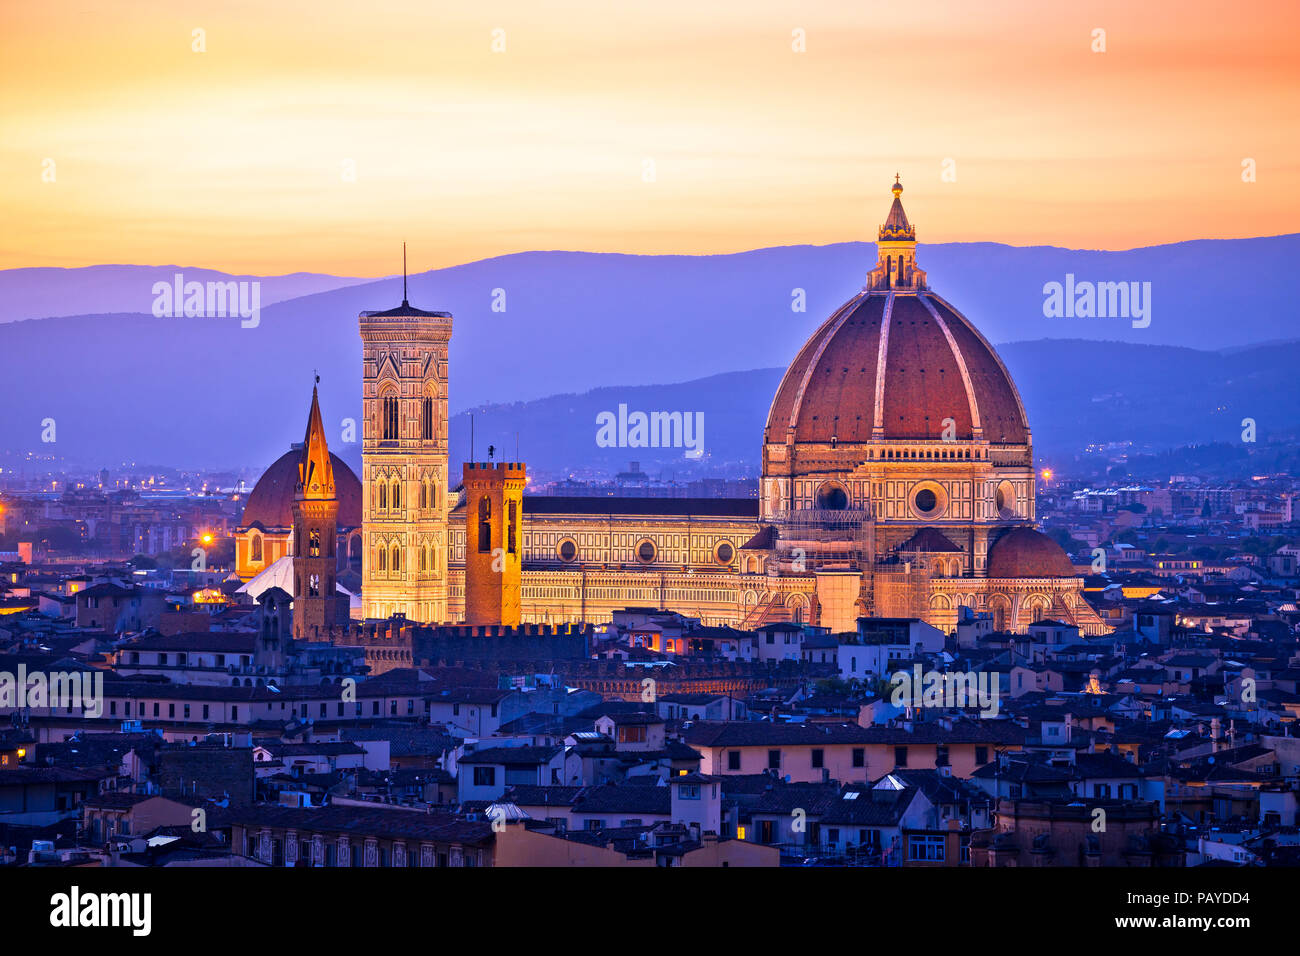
left=918, top=293, right=982, bottom=437
left=928, top=292, right=1030, bottom=445
left=771, top=293, right=867, bottom=442
left=870, top=292, right=894, bottom=437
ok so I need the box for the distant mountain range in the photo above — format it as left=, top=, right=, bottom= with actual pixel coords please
left=1, top=235, right=1296, bottom=474
left=449, top=339, right=1300, bottom=479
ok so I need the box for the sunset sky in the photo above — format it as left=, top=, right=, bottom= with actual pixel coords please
left=2, top=0, right=1298, bottom=274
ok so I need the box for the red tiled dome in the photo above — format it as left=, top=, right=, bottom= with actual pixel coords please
left=764, top=291, right=1028, bottom=445
left=240, top=449, right=362, bottom=530
left=986, top=527, right=1077, bottom=579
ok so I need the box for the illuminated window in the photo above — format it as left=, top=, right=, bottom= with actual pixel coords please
left=382, top=396, right=399, bottom=440
left=478, top=498, right=491, bottom=553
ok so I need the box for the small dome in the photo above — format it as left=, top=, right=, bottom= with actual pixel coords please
left=986, top=528, right=1076, bottom=579
left=240, top=448, right=362, bottom=529
left=897, top=528, right=962, bottom=553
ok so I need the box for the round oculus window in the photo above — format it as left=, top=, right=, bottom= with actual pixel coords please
left=558, top=540, right=577, bottom=562
left=716, top=542, right=734, bottom=564
left=637, top=540, right=656, bottom=563
left=915, top=488, right=939, bottom=513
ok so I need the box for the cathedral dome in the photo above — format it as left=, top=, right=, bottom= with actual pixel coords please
left=240, top=448, right=362, bottom=530
left=764, top=180, right=1029, bottom=448
left=986, top=527, right=1077, bottom=579
left=765, top=292, right=1029, bottom=446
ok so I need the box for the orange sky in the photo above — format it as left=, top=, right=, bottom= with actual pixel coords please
left=2, top=0, right=1297, bottom=274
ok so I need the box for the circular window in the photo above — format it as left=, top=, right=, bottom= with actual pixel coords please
left=557, top=539, right=577, bottom=562
left=716, top=542, right=734, bottom=565
left=816, top=484, right=848, bottom=510
left=910, top=481, right=947, bottom=519
left=637, top=539, right=657, bottom=564
left=995, top=480, right=1017, bottom=519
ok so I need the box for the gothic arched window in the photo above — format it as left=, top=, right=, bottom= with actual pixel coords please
left=478, top=497, right=491, bottom=553
left=250, top=533, right=263, bottom=562
left=382, top=395, right=399, bottom=440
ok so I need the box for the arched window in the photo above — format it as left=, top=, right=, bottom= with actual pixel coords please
left=382, top=395, right=399, bottom=440
left=378, top=546, right=387, bottom=572
left=421, top=397, right=434, bottom=440
left=419, top=480, right=427, bottom=510
left=308, top=574, right=320, bottom=597
left=507, top=500, right=517, bottom=554
left=390, top=544, right=401, bottom=572
left=250, top=533, right=263, bottom=562
left=378, top=481, right=387, bottom=510
left=478, top=497, right=491, bottom=553
left=309, top=529, right=321, bottom=557
left=391, top=479, right=401, bottom=510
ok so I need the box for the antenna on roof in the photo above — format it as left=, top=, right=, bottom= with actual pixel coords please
left=402, top=242, right=408, bottom=306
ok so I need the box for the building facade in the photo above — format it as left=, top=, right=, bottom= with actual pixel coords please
left=358, top=297, right=453, bottom=623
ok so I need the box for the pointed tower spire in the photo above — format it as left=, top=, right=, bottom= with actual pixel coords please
left=297, top=382, right=335, bottom=501
left=866, top=174, right=926, bottom=292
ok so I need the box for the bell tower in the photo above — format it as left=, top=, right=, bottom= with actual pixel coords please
left=291, top=383, right=341, bottom=640
left=359, top=252, right=453, bottom=623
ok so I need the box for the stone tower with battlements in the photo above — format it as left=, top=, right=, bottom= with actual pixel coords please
left=462, top=461, right=526, bottom=627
